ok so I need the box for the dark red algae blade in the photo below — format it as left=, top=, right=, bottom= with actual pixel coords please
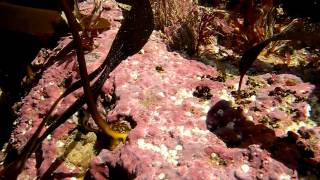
left=238, top=39, right=271, bottom=91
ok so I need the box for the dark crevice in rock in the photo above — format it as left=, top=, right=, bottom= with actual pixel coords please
left=108, top=163, right=136, bottom=180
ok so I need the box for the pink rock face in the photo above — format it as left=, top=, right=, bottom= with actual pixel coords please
left=1, top=1, right=320, bottom=180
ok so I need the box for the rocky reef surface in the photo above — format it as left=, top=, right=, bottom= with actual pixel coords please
left=1, top=1, right=319, bottom=179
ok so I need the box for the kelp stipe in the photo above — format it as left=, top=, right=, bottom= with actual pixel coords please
left=238, top=19, right=320, bottom=91
left=0, top=0, right=154, bottom=178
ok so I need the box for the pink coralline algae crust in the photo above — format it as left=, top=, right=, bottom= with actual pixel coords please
left=1, top=1, right=320, bottom=180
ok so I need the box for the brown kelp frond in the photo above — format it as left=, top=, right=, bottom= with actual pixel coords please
left=238, top=19, right=320, bottom=91
left=0, top=0, right=154, bottom=178
left=238, top=39, right=272, bottom=91
left=61, top=0, right=109, bottom=157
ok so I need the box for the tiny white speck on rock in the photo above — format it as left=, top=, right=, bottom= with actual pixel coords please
left=46, top=134, right=52, bottom=140
left=130, top=71, right=139, bottom=80
left=210, top=152, right=217, bottom=159
left=56, top=140, right=65, bottom=148
left=247, top=115, right=253, bottom=121
left=217, top=109, right=224, bottom=116
left=191, top=127, right=209, bottom=135
left=279, top=173, right=291, bottom=180
left=157, top=92, right=165, bottom=98
left=241, top=164, right=250, bottom=173
left=158, top=172, right=166, bottom=180
left=175, top=145, right=183, bottom=151
left=200, top=116, right=206, bottom=121
left=226, top=122, right=235, bottom=129
left=48, top=81, right=55, bottom=86
left=185, top=111, right=192, bottom=117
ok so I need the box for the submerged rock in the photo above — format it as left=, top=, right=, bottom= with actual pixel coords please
left=1, top=1, right=319, bottom=179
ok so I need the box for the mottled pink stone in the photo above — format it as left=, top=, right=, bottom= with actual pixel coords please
left=1, top=1, right=319, bottom=180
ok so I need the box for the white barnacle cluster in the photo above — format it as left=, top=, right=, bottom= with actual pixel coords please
left=190, top=101, right=211, bottom=114
left=131, top=60, right=140, bottom=65
left=240, top=164, right=250, bottom=173
left=137, top=139, right=183, bottom=166
left=157, top=172, right=166, bottom=180
left=279, top=173, right=291, bottom=180
left=176, top=126, right=192, bottom=137
left=171, top=88, right=194, bottom=106
left=176, top=126, right=210, bottom=138
left=176, top=126, right=210, bottom=144
left=129, top=71, right=139, bottom=80
left=56, top=140, right=65, bottom=148
left=191, top=127, right=210, bottom=136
